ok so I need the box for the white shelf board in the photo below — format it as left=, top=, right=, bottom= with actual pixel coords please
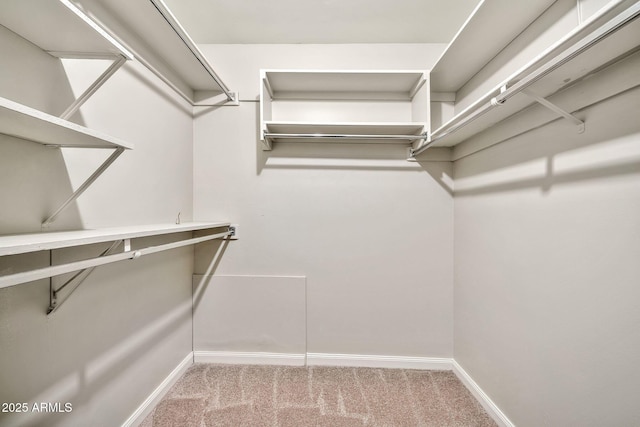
left=264, top=70, right=427, bottom=99
left=0, top=0, right=127, bottom=56
left=430, top=0, right=556, bottom=92
left=0, top=97, right=134, bottom=149
left=266, top=121, right=426, bottom=134
left=265, top=121, right=426, bottom=144
left=73, top=0, right=229, bottom=94
left=430, top=1, right=640, bottom=147
left=0, top=222, right=231, bottom=256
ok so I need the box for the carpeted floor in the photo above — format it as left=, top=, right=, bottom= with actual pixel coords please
left=140, top=364, right=497, bottom=427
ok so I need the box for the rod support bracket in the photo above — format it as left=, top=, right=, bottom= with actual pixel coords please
left=228, top=92, right=240, bottom=106
left=522, top=89, right=585, bottom=133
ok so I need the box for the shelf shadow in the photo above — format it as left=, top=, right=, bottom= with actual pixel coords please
left=453, top=86, right=640, bottom=196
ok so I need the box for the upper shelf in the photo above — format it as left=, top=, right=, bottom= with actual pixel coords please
left=0, top=0, right=131, bottom=58
left=422, top=0, right=640, bottom=150
left=71, top=0, right=234, bottom=102
left=263, top=70, right=427, bottom=100
left=430, top=0, right=557, bottom=92
left=0, top=96, right=134, bottom=149
left=0, top=0, right=233, bottom=103
left=0, top=222, right=230, bottom=256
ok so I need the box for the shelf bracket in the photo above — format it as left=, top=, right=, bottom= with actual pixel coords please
left=47, top=240, right=123, bottom=315
left=521, top=90, right=585, bottom=133
left=42, top=147, right=125, bottom=228
left=59, top=54, right=128, bottom=120
left=262, top=130, right=273, bottom=151
left=408, top=75, right=427, bottom=99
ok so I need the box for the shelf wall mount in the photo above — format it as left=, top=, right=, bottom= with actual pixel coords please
left=58, top=54, right=129, bottom=120
left=41, top=147, right=126, bottom=228
left=47, top=239, right=124, bottom=314
left=521, top=89, right=585, bottom=133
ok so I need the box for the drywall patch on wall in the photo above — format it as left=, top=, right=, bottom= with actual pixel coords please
left=193, top=275, right=307, bottom=355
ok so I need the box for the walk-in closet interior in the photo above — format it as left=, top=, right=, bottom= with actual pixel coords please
left=1, top=0, right=639, bottom=425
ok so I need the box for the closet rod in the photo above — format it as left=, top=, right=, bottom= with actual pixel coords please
left=495, top=0, right=640, bottom=104
left=148, top=0, right=235, bottom=102
left=0, top=230, right=231, bottom=290
left=411, top=0, right=640, bottom=157
left=265, top=133, right=427, bottom=141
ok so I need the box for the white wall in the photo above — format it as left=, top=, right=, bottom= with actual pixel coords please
left=193, top=44, right=455, bottom=358
left=450, top=1, right=640, bottom=424
left=453, top=82, right=640, bottom=426
left=0, top=24, right=195, bottom=427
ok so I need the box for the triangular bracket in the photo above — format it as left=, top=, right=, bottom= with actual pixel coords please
left=522, top=89, right=585, bottom=133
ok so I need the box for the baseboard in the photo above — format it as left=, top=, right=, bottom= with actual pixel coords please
left=193, top=350, right=306, bottom=366
left=307, top=352, right=453, bottom=370
left=121, top=352, right=194, bottom=427
left=452, top=360, right=515, bottom=427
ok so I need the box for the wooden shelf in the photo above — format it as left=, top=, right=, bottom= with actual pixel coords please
left=0, top=0, right=128, bottom=57
left=430, top=0, right=556, bottom=92
left=264, top=70, right=427, bottom=99
left=0, top=96, right=133, bottom=149
left=0, top=222, right=231, bottom=257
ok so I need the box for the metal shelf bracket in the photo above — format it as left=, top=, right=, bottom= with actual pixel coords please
left=522, top=89, right=585, bottom=133
left=42, top=147, right=125, bottom=228
left=59, top=54, right=128, bottom=120
left=41, top=49, right=132, bottom=228
left=47, top=240, right=123, bottom=315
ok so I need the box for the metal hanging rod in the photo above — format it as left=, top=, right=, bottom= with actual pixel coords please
left=148, top=0, right=236, bottom=103
left=411, top=0, right=640, bottom=158
left=265, top=133, right=428, bottom=141
left=494, top=1, right=640, bottom=105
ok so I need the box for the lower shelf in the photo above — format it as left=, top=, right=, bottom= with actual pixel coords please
left=0, top=222, right=233, bottom=292
left=0, top=222, right=230, bottom=257
left=262, top=121, right=427, bottom=148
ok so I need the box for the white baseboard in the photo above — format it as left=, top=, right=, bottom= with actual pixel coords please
left=193, top=350, right=306, bottom=366
left=121, top=352, right=194, bottom=427
left=307, top=352, right=453, bottom=370
left=452, top=360, right=515, bottom=427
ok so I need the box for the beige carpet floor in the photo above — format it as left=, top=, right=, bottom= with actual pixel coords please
left=140, top=364, right=497, bottom=427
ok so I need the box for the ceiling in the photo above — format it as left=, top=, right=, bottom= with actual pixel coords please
left=162, top=0, right=481, bottom=44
